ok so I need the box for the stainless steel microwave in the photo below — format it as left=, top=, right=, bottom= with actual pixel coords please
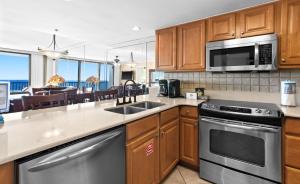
left=206, top=34, right=278, bottom=72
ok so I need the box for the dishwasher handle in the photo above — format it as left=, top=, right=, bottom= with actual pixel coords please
left=28, top=130, right=122, bottom=172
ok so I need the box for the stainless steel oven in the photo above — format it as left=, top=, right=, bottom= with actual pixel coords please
left=199, top=100, right=283, bottom=184
left=206, top=34, right=277, bottom=72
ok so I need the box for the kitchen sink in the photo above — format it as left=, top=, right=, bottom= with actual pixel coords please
left=129, top=101, right=165, bottom=109
left=105, top=106, right=145, bottom=115
left=105, top=101, right=165, bottom=115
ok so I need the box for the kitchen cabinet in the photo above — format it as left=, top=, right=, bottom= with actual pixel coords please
left=207, top=4, right=274, bottom=42
left=207, top=13, right=236, bottom=41
left=284, top=118, right=300, bottom=184
left=156, top=27, right=177, bottom=71
left=177, top=20, right=206, bottom=70
left=126, top=115, right=159, bottom=184
left=238, top=4, right=274, bottom=38
left=0, top=162, right=14, bottom=184
left=159, top=107, right=179, bottom=180
left=179, top=106, right=199, bottom=168
left=280, top=0, right=300, bottom=68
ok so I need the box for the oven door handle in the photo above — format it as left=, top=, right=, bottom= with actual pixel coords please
left=254, top=43, right=259, bottom=68
left=201, top=117, right=280, bottom=133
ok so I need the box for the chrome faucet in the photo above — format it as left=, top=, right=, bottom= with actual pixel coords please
left=116, top=80, right=137, bottom=105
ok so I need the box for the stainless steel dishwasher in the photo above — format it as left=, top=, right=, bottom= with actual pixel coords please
left=17, top=126, right=125, bottom=184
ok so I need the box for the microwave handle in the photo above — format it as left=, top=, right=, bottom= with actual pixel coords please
left=254, top=43, right=259, bottom=68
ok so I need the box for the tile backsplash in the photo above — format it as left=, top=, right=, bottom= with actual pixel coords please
left=164, top=70, right=300, bottom=94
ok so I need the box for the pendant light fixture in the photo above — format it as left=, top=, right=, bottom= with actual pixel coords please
left=38, top=29, right=69, bottom=60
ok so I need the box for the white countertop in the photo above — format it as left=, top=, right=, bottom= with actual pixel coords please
left=0, top=95, right=204, bottom=165
left=0, top=91, right=299, bottom=165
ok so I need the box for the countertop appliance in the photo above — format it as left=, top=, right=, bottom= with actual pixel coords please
left=17, top=126, right=125, bottom=184
left=158, top=79, right=168, bottom=96
left=199, top=100, right=283, bottom=184
left=281, top=80, right=297, bottom=107
left=168, top=79, right=180, bottom=98
left=206, top=34, right=277, bottom=72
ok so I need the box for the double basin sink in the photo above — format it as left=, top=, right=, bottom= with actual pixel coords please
left=105, top=101, right=165, bottom=115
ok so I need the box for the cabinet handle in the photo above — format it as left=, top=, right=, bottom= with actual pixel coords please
left=231, top=33, right=235, bottom=36
left=281, top=58, right=286, bottom=62
left=161, top=131, right=165, bottom=136
left=194, top=123, right=198, bottom=127
left=241, top=32, right=244, bottom=35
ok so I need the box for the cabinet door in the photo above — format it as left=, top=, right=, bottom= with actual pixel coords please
left=280, top=0, right=300, bottom=67
left=156, top=27, right=177, bottom=71
left=159, top=119, right=179, bottom=180
left=286, top=166, right=300, bottom=184
left=238, top=4, right=274, bottom=37
left=177, top=21, right=206, bottom=70
left=207, top=13, right=236, bottom=41
left=0, top=162, right=14, bottom=184
left=180, top=117, right=199, bottom=167
left=127, top=130, right=159, bottom=184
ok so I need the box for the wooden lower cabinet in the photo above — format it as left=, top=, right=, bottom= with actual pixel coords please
left=180, top=117, right=198, bottom=167
left=284, top=118, right=300, bottom=184
left=0, top=162, right=14, bottom=184
left=159, top=119, right=179, bottom=180
left=126, top=115, right=159, bottom=184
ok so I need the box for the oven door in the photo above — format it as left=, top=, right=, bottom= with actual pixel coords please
left=200, top=116, right=281, bottom=182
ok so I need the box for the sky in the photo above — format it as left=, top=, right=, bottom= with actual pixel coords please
left=0, top=52, right=30, bottom=80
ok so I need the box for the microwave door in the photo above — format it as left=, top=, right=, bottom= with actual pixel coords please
left=208, top=46, right=255, bottom=71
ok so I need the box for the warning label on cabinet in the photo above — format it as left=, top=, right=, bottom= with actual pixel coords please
left=146, top=143, right=154, bottom=156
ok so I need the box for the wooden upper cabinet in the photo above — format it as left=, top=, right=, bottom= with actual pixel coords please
left=177, top=21, right=206, bottom=70
left=207, top=13, right=236, bottom=41
left=156, top=27, right=177, bottom=70
left=238, top=4, right=274, bottom=38
left=280, top=0, right=300, bottom=67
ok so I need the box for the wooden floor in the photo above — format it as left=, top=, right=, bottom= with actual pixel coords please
left=162, top=166, right=212, bottom=184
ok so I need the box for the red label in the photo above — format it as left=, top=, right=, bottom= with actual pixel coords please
left=146, top=143, right=154, bottom=156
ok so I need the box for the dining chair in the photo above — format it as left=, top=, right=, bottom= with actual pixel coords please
left=22, top=93, right=67, bottom=111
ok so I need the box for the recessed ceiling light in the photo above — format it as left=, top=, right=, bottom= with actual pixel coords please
left=64, top=0, right=72, bottom=2
left=132, top=26, right=141, bottom=32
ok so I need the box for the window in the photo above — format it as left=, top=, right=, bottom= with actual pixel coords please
left=81, top=61, right=99, bottom=89
left=56, top=59, right=79, bottom=88
left=100, top=63, right=114, bottom=90
left=54, top=59, right=114, bottom=90
left=0, top=51, right=30, bottom=92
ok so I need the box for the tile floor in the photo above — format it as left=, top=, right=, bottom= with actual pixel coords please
left=162, top=166, right=212, bottom=184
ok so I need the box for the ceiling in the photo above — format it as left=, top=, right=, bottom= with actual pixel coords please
left=0, top=0, right=275, bottom=62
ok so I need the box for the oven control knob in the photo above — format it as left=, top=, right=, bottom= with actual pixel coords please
left=265, top=110, right=272, bottom=115
left=255, top=108, right=262, bottom=113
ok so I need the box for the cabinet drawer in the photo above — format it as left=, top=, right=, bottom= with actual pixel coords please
left=285, top=134, right=300, bottom=169
left=285, top=166, right=300, bottom=184
left=285, top=118, right=300, bottom=135
left=180, top=106, right=198, bottom=119
left=126, top=114, right=159, bottom=142
left=160, top=107, right=179, bottom=126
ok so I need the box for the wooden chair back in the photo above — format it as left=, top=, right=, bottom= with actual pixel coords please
left=22, top=93, right=67, bottom=111
left=49, top=88, right=78, bottom=104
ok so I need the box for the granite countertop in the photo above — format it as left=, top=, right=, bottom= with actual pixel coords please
left=0, top=95, right=204, bottom=165
left=0, top=92, right=299, bottom=165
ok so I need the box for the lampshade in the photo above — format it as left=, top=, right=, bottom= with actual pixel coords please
left=48, top=74, right=65, bottom=85
left=86, top=76, right=99, bottom=84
